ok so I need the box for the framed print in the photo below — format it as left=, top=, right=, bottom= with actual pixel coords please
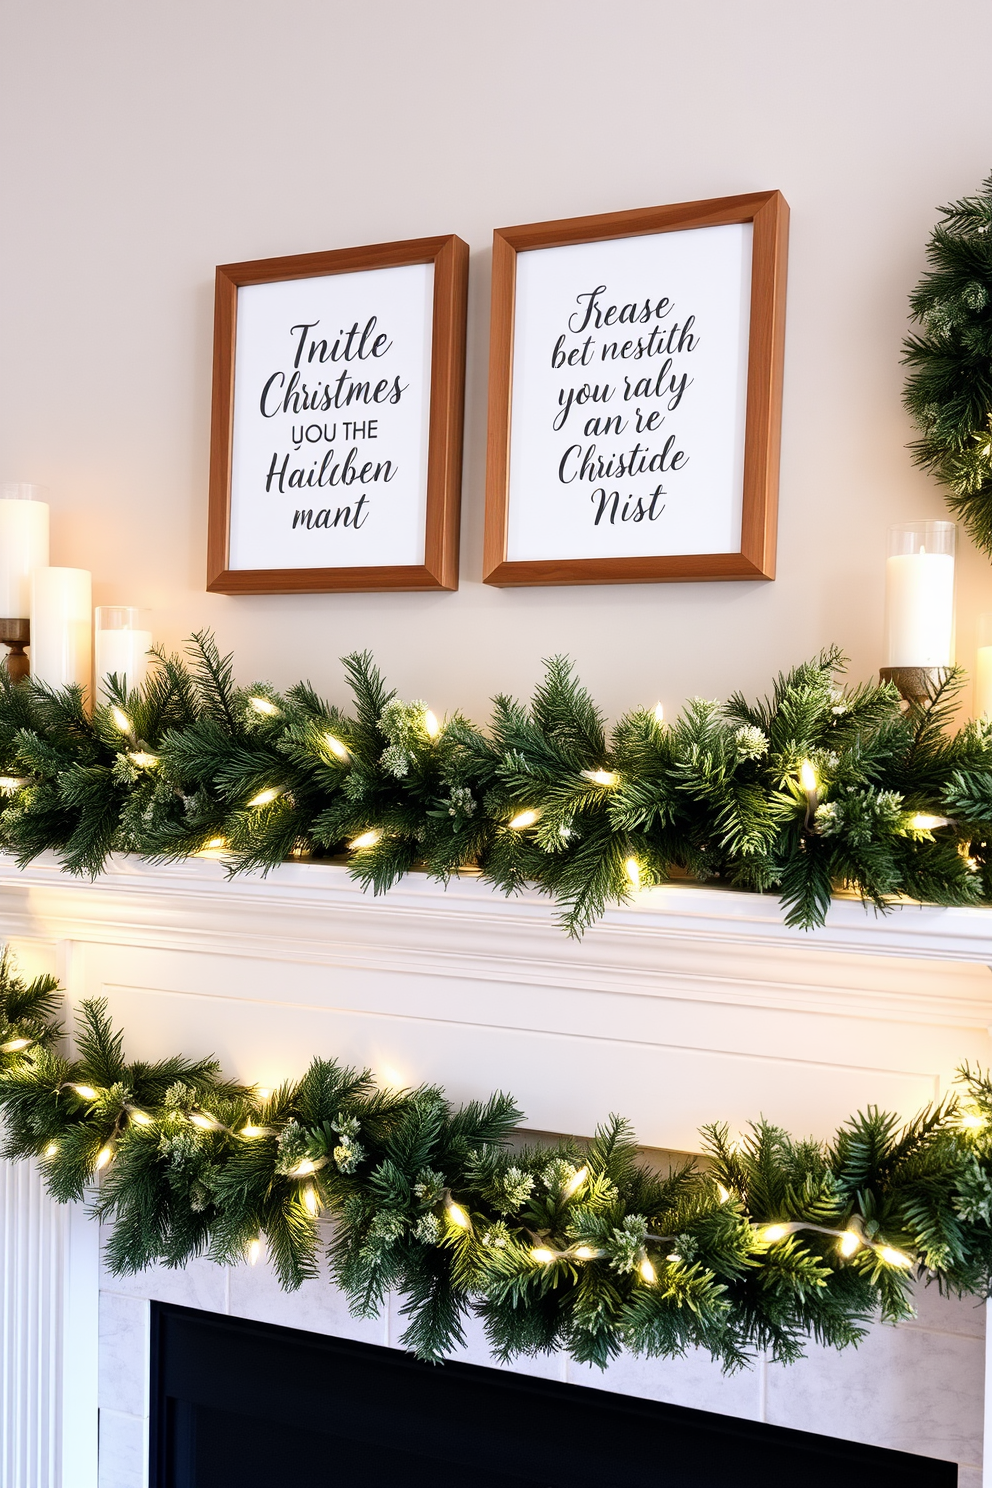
left=207, top=234, right=468, bottom=594
left=483, top=192, right=788, bottom=587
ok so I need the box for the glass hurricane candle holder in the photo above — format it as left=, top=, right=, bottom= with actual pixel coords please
left=880, top=520, right=955, bottom=702
left=0, top=483, right=50, bottom=681
left=94, top=607, right=152, bottom=697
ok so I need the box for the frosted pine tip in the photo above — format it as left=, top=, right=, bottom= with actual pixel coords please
left=508, top=808, right=540, bottom=830
left=249, top=696, right=280, bottom=717
left=581, top=769, right=618, bottom=787
left=348, top=829, right=381, bottom=850
left=531, top=1247, right=556, bottom=1264
left=322, top=734, right=350, bottom=760
left=423, top=709, right=440, bottom=738
left=110, top=706, right=133, bottom=735
left=247, top=787, right=281, bottom=807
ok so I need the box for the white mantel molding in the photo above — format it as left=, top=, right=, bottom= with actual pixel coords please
left=1, top=852, right=991, bottom=1031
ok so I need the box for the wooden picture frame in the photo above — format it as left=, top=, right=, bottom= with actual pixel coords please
left=483, top=192, right=789, bottom=587
left=207, top=234, right=469, bottom=594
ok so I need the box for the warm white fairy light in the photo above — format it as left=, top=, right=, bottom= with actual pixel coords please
left=624, top=857, right=642, bottom=890
left=240, top=1124, right=266, bottom=1138
left=909, top=813, right=951, bottom=831
left=446, top=1200, right=470, bottom=1229
left=247, top=787, right=281, bottom=807
left=572, top=1245, right=598, bottom=1260
left=129, top=1109, right=153, bottom=1126
left=71, top=1084, right=98, bottom=1101
left=638, top=1255, right=657, bottom=1284
left=531, top=1246, right=556, bottom=1264
left=323, top=734, right=349, bottom=761
left=249, top=697, right=280, bottom=717
left=189, top=1111, right=221, bottom=1131
left=248, top=1237, right=261, bottom=1266
left=94, top=1143, right=115, bottom=1171
left=838, top=1229, right=862, bottom=1257
left=760, top=1223, right=791, bottom=1242
left=291, top=1158, right=316, bottom=1177
left=653, top=702, right=665, bottom=725
left=348, top=829, right=381, bottom=850
left=44, top=1142, right=58, bottom=1158
left=581, top=769, right=618, bottom=787
left=1, top=1036, right=31, bottom=1052
left=878, top=1245, right=912, bottom=1268
left=799, top=760, right=818, bottom=794
left=423, top=709, right=440, bottom=739
left=562, top=1165, right=588, bottom=1197
left=0, top=776, right=27, bottom=792
left=303, top=1185, right=319, bottom=1215
left=128, top=751, right=159, bottom=769
left=110, top=706, right=133, bottom=736
left=508, top=808, right=540, bottom=830
left=961, top=1112, right=987, bottom=1130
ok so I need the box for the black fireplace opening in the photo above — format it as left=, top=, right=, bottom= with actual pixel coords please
left=148, top=1302, right=957, bottom=1488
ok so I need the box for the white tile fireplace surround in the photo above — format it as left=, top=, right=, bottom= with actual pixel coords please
left=2, top=854, right=992, bottom=1488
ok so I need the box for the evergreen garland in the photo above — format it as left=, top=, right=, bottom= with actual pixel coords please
left=903, top=171, right=992, bottom=552
left=2, top=956, right=992, bottom=1369
left=0, top=635, right=991, bottom=932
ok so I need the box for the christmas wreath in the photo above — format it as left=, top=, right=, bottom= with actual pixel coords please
left=904, top=171, right=992, bottom=551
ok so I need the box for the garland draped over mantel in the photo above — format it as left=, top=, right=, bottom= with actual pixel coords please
left=2, top=956, right=992, bottom=1369
left=0, top=634, right=991, bottom=932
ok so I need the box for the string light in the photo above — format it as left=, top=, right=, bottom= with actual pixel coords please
left=581, top=769, right=618, bottom=787
left=200, top=836, right=227, bottom=852
left=0, top=776, right=27, bottom=792
left=667, top=1252, right=680, bottom=1263
left=624, top=857, right=642, bottom=889
left=423, top=709, right=440, bottom=738
left=256, top=1088, right=272, bottom=1101
left=240, top=1124, right=266, bottom=1138
left=761, top=1223, right=791, bottom=1242
left=291, top=1158, right=316, bottom=1177
left=303, top=1185, right=319, bottom=1216
left=71, top=1084, right=98, bottom=1100
left=508, top=809, right=540, bottom=830
left=1, top=1036, right=31, bottom=1052
left=531, top=1246, right=556, bottom=1263
left=638, top=1255, right=657, bottom=1283
left=572, top=1245, right=598, bottom=1260
left=909, top=813, right=951, bottom=830
left=129, top=1109, right=153, bottom=1126
left=348, top=829, right=381, bottom=850
left=94, top=1143, right=115, bottom=1171
left=110, top=707, right=133, bottom=736
left=43, top=1142, right=58, bottom=1158
left=249, top=697, right=280, bottom=717
left=247, top=787, right=281, bottom=807
left=446, top=1200, right=470, bottom=1229
left=878, top=1245, right=912, bottom=1268
left=322, top=734, right=349, bottom=761
left=653, top=703, right=665, bottom=725
left=189, top=1111, right=221, bottom=1131
left=248, top=1237, right=261, bottom=1266
left=799, top=760, right=818, bottom=794
left=961, top=1112, right=987, bottom=1130
left=128, top=751, right=159, bottom=769
left=838, top=1229, right=862, bottom=1257
left=562, top=1165, right=588, bottom=1197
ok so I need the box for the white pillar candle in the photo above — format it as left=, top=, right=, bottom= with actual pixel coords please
left=977, top=646, right=992, bottom=717
left=30, top=568, right=92, bottom=692
left=0, top=487, right=49, bottom=619
left=885, top=522, right=956, bottom=668
left=94, top=624, right=152, bottom=694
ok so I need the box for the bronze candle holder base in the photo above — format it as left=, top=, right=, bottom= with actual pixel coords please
left=879, top=665, right=953, bottom=705
left=0, top=619, right=30, bottom=683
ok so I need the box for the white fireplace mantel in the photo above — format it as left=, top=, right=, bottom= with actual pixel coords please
left=2, top=854, right=992, bottom=1488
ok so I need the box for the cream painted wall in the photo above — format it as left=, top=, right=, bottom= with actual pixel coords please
left=1, top=0, right=992, bottom=723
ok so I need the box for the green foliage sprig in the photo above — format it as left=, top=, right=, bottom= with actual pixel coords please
left=3, top=959, right=992, bottom=1369
left=903, top=171, right=992, bottom=552
left=0, top=635, right=990, bottom=932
